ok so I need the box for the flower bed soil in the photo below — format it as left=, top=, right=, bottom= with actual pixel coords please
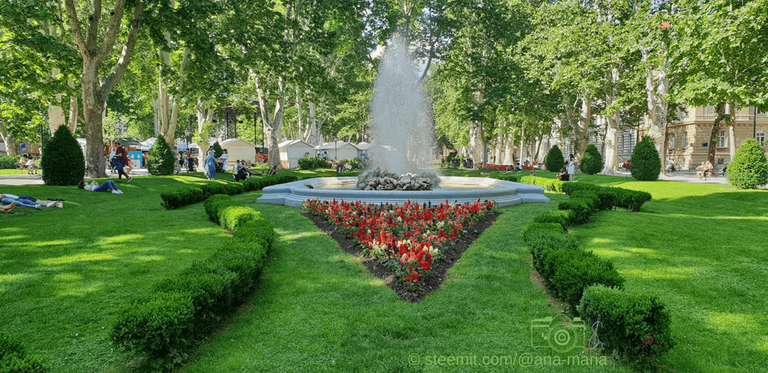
left=302, top=210, right=500, bottom=303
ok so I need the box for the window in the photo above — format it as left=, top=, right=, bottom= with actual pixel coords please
left=683, top=134, right=688, bottom=148
left=669, top=134, right=675, bottom=149
left=718, top=130, right=727, bottom=148
left=705, top=106, right=714, bottom=114
left=757, top=132, right=766, bottom=147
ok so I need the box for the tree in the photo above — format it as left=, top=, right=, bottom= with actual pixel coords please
left=63, top=0, right=147, bottom=177
left=147, top=135, right=175, bottom=175
left=41, top=125, right=84, bottom=185
left=630, top=136, right=661, bottom=181
left=545, top=145, right=565, bottom=172
left=580, top=143, right=602, bottom=175
left=727, top=138, right=768, bottom=189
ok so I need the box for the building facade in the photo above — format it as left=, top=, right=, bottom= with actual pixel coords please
left=665, top=106, right=768, bottom=170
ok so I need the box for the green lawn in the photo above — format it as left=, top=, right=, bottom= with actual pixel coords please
left=1, top=169, right=765, bottom=372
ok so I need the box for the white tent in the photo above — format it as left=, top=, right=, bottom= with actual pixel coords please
left=352, top=142, right=374, bottom=157
left=279, top=140, right=315, bottom=169
left=314, top=141, right=358, bottom=161
left=140, top=137, right=156, bottom=151
left=220, top=138, right=257, bottom=168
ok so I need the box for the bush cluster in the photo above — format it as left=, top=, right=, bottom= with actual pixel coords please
left=160, top=175, right=298, bottom=209
left=0, top=155, right=21, bottom=169
left=40, top=125, right=85, bottom=186
left=630, top=136, right=661, bottom=181
left=579, top=285, right=675, bottom=364
left=297, top=157, right=330, bottom=170
left=0, top=332, right=48, bottom=372
left=545, top=145, right=565, bottom=172
left=727, top=138, right=768, bottom=189
left=112, top=195, right=273, bottom=370
left=580, top=143, right=603, bottom=175
left=147, top=135, right=175, bottom=175
left=520, top=175, right=568, bottom=192
left=521, top=177, right=672, bottom=365
left=211, top=141, right=223, bottom=158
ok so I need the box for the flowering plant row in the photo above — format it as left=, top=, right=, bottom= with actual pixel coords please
left=303, top=198, right=496, bottom=290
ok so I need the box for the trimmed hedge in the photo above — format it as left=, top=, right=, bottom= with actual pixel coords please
left=545, top=145, right=565, bottom=172
left=41, top=125, right=85, bottom=186
left=112, top=195, right=274, bottom=370
left=489, top=173, right=518, bottom=182
left=543, top=249, right=625, bottom=312
left=520, top=175, right=568, bottom=192
left=298, top=157, right=330, bottom=170
left=524, top=222, right=579, bottom=273
left=147, top=135, right=175, bottom=175
left=161, top=175, right=298, bottom=209
left=728, top=138, right=768, bottom=189
left=630, top=136, right=661, bottom=181
left=562, top=182, right=651, bottom=212
left=0, top=333, right=48, bottom=373
left=558, top=198, right=594, bottom=225
left=579, top=285, right=675, bottom=364
left=533, top=209, right=574, bottom=231
left=580, top=143, right=603, bottom=175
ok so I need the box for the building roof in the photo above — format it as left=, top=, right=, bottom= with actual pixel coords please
left=352, top=142, right=374, bottom=150
left=279, top=139, right=314, bottom=148
left=314, top=141, right=354, bottom=150
left=221, top=138, right=256, bottom=148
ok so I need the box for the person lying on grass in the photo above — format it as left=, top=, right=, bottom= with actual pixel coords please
left=0, top=194, right=59, bottom=209
left=78, top=179, right=124, bottom=194
left=0, top=203, right=15, bottom=213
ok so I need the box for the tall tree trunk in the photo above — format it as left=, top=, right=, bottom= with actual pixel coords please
left=468, top=122, right=483, bottom=168
left=519, top=118, right=525, bottom=166
left=68, top=84, right=78, bottom=133
left=254, top=74, right=285, bottom=169
left=0, top=120, right=19, bottom=156
left=82, top=60, right=106, bottom=177
left=707, top=103, right=726, bottom=164
left=574, top=94, right=591, bottom=161
left=296, top=86, right=303, bottom=142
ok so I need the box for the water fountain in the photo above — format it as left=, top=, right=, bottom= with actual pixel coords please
left=258, top=35, right=549, bottom=207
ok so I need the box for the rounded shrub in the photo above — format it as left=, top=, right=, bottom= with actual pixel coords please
left=147, top=135, right=175, bottom=175
left=727, top=138, right=768, bottom=189
left=544, top=145, right=565, bottom=172
left=41, top=125, right=85, bottom=185
left=212, top=141, right=223, bottom=158
left=580, top=143, right=603, bottom=175
left=630, top=136, right=661, bottom=181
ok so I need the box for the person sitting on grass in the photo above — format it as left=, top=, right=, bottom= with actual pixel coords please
left=26, top=157, right=39, bottom=174
left=78, top=179, right=124, bottom=194
left=233, top=160, right=249, bottom=181
left=267, top=165, right=279, bottom=176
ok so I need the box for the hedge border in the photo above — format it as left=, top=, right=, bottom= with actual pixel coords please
left=0, top=332, right=49, bottom=373
left=521, top=176, right=672, bottom=365
left=112, top=195, right=274, bottom=370
left=160, top=175, right=298, bottom=209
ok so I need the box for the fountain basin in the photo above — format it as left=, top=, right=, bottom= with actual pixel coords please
left=257, top=176, right=550, bottom=207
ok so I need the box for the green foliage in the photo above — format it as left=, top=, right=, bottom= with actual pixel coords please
left=0, top=155, right=21, bottom=169
left=161, top=175, right=298, bottom=209
left=727, top=138, right=768, bottom=189
left=579, top=285, right=675, bottom=365
left=489, top=173, right=518, bottom=182
left=558, top=199, right=593, bottom=225
left=545, top=145, right=565, bottom=172
left=533, top=209, right=574, bottom=231
left=112, top=195, right=274, bottom=369
left=520, top=176, right=568, bottom=192
left=523, top=222, right=579, bottom=273
left=580, top=143, right=603, bottom=175
left=630, top=136, right=661, bottom=181
left=147, top=135, right=176, bottom=176
left=0, top=332, right=49, bottom=373
left=40, top=125, right=84, bottom=186
left=212, top=142, right=223, bottom=158
left=297, top=157, right=330, bottom=170
left=615, top=189, right=652, bottom=212
left=543, top=249, right=625, bottom=312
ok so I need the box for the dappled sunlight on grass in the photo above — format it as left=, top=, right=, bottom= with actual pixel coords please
left=38, top=252, right=116, bottom=265
left=281, top=230, right=328, bottom=241
left=97, top=234, right=144, bottom=245
left=135, top=255, right=164, bottom=262
left=621, top=267, right=699, bottom=280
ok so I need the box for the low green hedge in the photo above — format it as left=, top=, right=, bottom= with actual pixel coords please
left=297, top=157, right=330, bottom=170
left=558, top=198, right=593, bottom=225
left=0, top=333, right=48, bottom=373
left=520, top=175, right=568, bottom=192
left=615, top=189, right=653, bottom=212
left=524, top=222, right=579, bottom=273
left=533, top=209, right=574, bottom=231
left=490, top=173, right=519, bottom=182
left=112, top=195, right=273, bottom=370
left=161, top=175, right=298, bottom=209
left=543, top=249, right=625, bottom=312
left=578, top=285, right=675, bottom=365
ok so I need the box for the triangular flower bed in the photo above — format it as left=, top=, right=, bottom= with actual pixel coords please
left=302, top=198, right=499, bottom=302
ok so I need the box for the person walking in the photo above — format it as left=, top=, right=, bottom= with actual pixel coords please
left=114, top=140, right=132, bottom=183
left=204, top=150, right=217, bottom=180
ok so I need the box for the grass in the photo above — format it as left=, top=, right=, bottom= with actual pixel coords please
left=0, top=169, right=31, bottom=175
left=2, top=167, right=765, bottom=372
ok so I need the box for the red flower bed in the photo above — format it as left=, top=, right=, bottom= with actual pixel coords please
left=485, top=164, right=511, bottom=171
left=303, top=198, right=496, bottom=290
